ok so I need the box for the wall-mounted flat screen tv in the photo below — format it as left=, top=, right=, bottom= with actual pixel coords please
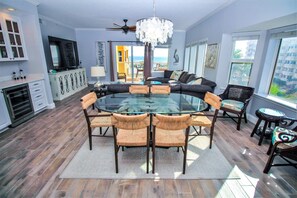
left=48, top=36, right=79, bottom=70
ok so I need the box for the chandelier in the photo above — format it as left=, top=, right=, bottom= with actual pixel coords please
left=136, top=0, right=173, bottom=49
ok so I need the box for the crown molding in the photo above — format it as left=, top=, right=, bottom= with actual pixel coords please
left=25, top=0, right=40, bottom=6
left=39, top=14, right=74, bottom=29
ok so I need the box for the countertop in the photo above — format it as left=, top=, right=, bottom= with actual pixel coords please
left=0, top=75, right=44, bottom=89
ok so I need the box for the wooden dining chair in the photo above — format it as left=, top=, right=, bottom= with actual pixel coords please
left=190, top=92, right=222, bottom=149
left=152, top=114, right=191, bottom=174
left=111, top=113, right=150, bottom=173
left=150, top=85, right=171, bottom=94
left=129, top=85, right=149, bottom=94
left=80, top=92, right=112, bottom=150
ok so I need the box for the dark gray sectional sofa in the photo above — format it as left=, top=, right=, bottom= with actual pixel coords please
left=105, top=70, right=217, bottom=99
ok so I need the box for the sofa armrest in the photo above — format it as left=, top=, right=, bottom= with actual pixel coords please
left=181, top=84, right=214, bottom=92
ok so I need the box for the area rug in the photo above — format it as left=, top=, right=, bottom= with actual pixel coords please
left=60, top=130, right=239, bottom=179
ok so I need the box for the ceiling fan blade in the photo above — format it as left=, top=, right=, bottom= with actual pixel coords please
left=113, top=23, right=122, bottom=27
left=106, top=27, right=123, bottom=31
left=128, top=26, right=136, bottom=31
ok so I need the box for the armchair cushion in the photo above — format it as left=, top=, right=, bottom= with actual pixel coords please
left=221, top=99, right=244, bottom=112
left=272, top=127, right=297, bottom=148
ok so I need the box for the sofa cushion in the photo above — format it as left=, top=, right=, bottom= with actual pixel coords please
left=186, top=74, right=196, bottom=83
left=178, top=72, right=190, bottom=83
left=187, top=78, right=202, bottom=85
left=170, top=70, right=183, bottom=80
left=201, top=78, right=217, bottom=89
left=181, top=84, right=214, bottom=93
left=164, top=70, right=173, bottom=78
left=146, top=77, right=170, bottom=83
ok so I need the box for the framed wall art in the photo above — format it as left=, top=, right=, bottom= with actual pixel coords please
left=205, top=43, right=219, bottom=69
left=96, top=41, right=106, bottom=68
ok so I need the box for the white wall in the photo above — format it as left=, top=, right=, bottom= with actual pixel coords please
left=39, top=17, right=77, bottom=71
left=185, top=0, right=297, bottom=119
left=75, top=29, right=186, bottom=83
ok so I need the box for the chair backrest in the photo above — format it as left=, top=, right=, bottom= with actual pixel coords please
left=81, top=92, right=97, bottom=110
left=204, top=92, right=222, bottom=110
left=111, top=113, right=150, bottom=130
left=150, top=85, right=171, bottom=94
left=221, top=84, right=254, bottom=102
left=153, top=114, right=191, bottom=130
left=129, top=85, right=149, bottom=94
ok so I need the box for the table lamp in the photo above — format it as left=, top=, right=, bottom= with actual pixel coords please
left=91, top=66, right=105, bottom=87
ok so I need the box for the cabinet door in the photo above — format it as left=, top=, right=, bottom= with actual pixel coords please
left=0, top=15, right=27, bottom=61
left=0, top=21, right=10, bottom=61
left=0, top=90, right=11, bottom=131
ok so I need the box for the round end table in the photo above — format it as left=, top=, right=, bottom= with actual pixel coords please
left=250, top=108, right=286, bottom=145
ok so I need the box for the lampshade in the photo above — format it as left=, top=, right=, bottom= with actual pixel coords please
left=135, top=0, right=173, bottom=49
left=91, top=66, right=105, bottom=77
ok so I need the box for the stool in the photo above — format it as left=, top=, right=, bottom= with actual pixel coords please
left=250, top=108, right=285, bottom=146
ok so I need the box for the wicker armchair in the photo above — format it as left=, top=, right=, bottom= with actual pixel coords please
left=219, top=84, right=254, bottom=130
left=190, top=92, right=222, bottom=149
left=80, top=92, right=112, bottom=150
left=129, top=85, right=149, bottom=94
left=150, top=85, right=171, bottom=94
left=111, top=113, right=150, bottom=173
left=263, top=117, right=297, bottom=173
left=152, top=114, right=191, bottom=174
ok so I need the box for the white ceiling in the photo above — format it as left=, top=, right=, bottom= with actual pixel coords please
left=34, top=0, right=236, bottom=30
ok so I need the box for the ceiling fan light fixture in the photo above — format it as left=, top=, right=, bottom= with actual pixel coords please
left=135, top=0, right=173, bottom=49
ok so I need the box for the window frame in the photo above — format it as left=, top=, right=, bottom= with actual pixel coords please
left=152, top=46, right=170, bottom=72
left=228, top=36, right=259, bottom=86
left=183, top=39, right=207, bottom=76
left=267, top=35, right=297, bottom=105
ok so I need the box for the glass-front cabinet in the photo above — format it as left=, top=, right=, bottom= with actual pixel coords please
left=0, top=13, right=27, bottom=61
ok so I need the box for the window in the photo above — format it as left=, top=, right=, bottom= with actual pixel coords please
left=183, top=40, right=207, bottom=76
left=153, top=47, right=169, bottom=71
left=228, top=37, right=258, bottom=86
left=268, top=36, right=297, bottom=104
left=184, top=46, right=190, bottom=71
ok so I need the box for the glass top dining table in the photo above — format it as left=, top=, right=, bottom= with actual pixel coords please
left=95, top=93, right=208, bottom=114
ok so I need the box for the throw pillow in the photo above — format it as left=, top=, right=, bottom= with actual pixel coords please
left=170, top=70, right=183, bottom=80
left=187, top=78, right=202, bottom=85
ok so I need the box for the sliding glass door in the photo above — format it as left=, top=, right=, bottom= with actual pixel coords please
left=116, top=45, right=144, bottom=83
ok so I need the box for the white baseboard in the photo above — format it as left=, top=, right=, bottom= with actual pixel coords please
left=47, top=102, right=56, bottom=109
left=247, top=113, right=258, bottom=124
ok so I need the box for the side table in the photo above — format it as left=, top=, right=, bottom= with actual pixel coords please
left=250, top=108, right=286, bottom=145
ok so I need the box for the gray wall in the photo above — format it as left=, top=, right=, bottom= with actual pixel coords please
left=75, top=29, right=185, bottom=83
left=185, top=0, right=297, bottom=120
left=39, top=17, right=77, bottom=72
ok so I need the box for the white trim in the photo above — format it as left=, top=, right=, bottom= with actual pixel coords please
left=254, top=93, right=297, bottom=112
left=39, top=15, right=74, bottom=29
left=25, top=0, right=40, bottom=6
left=46, top=102, right=56, bottom=109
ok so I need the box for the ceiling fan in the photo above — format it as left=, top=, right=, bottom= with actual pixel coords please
left=106, top=19, right=136, bottom=34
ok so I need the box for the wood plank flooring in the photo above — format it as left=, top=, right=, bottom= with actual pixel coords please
left=0, top=87, right=296, bottom=197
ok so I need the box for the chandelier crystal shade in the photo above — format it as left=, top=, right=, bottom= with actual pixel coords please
left=135, top=0, right=173, bottom=49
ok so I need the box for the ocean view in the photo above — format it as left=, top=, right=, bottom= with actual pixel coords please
left=130, top=56, right=168, bottom=63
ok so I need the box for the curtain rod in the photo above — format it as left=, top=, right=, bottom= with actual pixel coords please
left=108, top=40, right=142, bottom=43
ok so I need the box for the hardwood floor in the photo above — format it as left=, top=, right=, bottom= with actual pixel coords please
left=0, top=87, right=296, bottom=197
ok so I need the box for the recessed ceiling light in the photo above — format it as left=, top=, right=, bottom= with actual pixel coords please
left=7, top=8, right=15, bottom=11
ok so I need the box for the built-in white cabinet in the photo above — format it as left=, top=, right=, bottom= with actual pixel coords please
left=0, top=13, right=27, bottom=61
left=29, top=80, right=47, bottom=112
left=49, top=68, right=87, bottom=101
left=0, top=90, right=11, bottom=131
